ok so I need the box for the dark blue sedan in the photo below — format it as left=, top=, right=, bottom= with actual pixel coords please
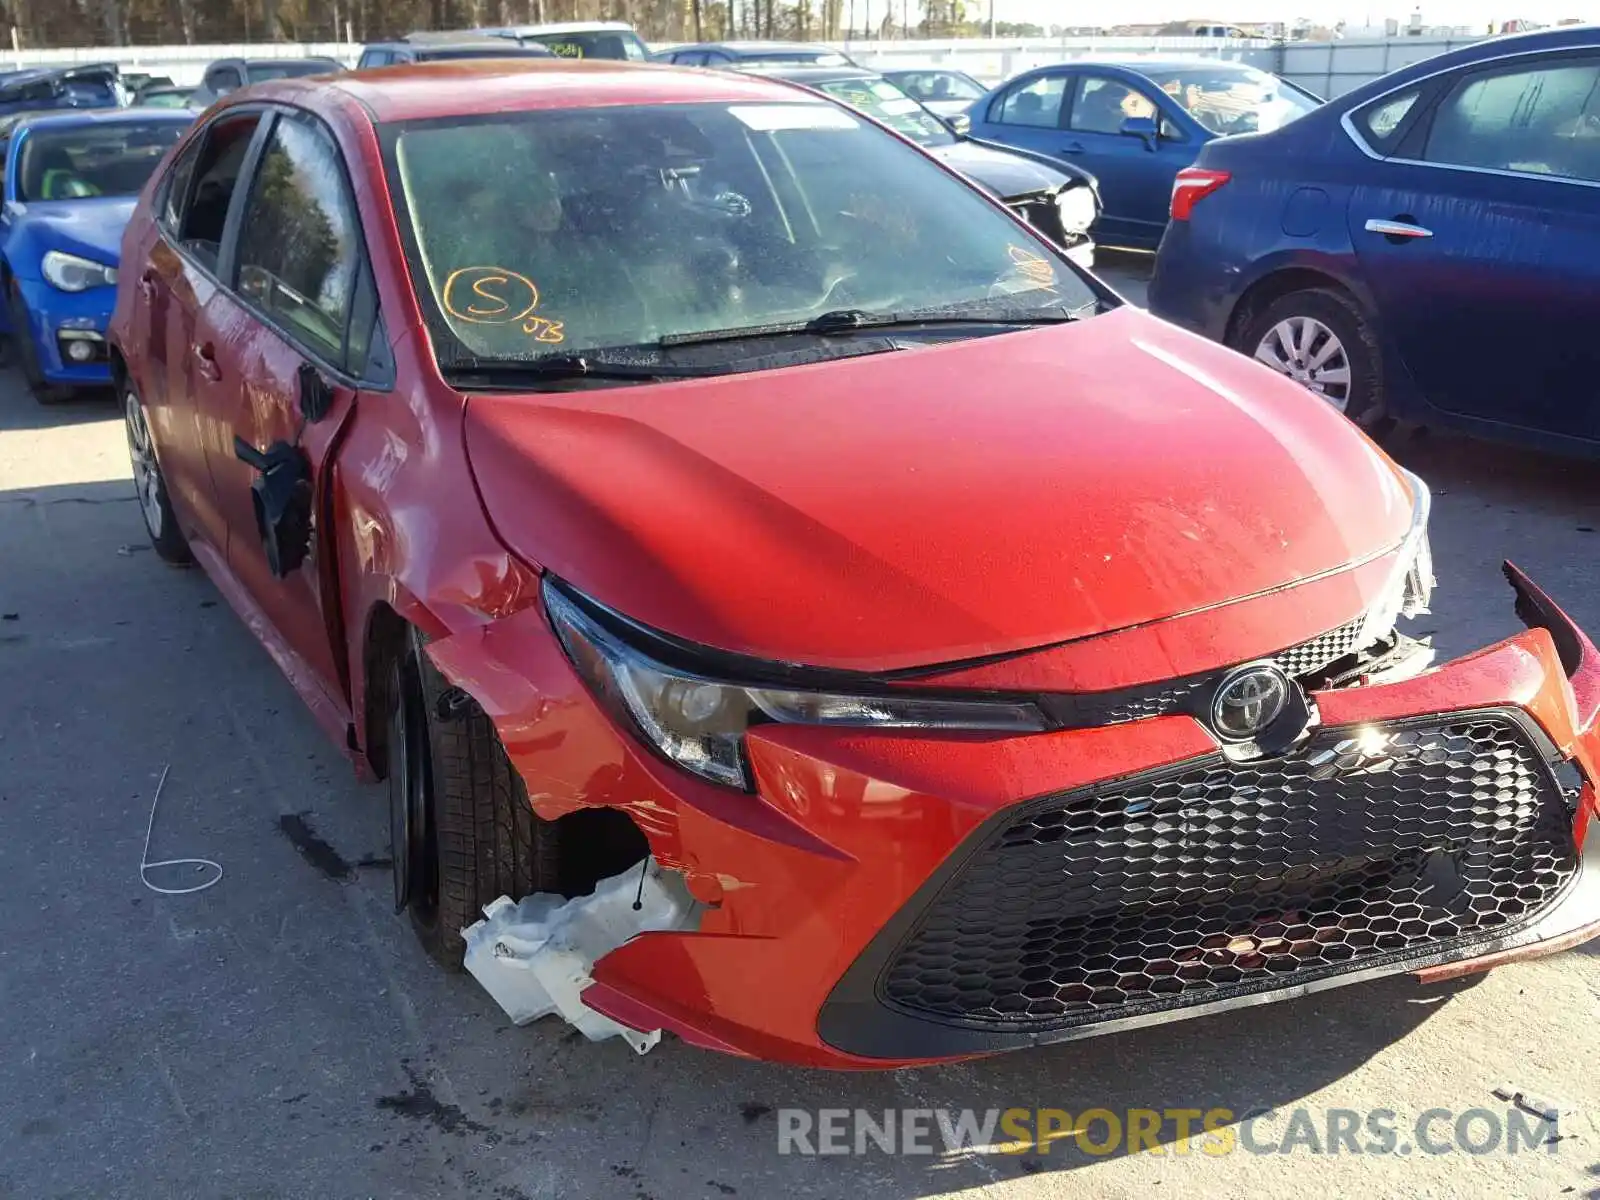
left=1150, top=27, right=1600, bottom=453
left=966, top=59, right=1319, bottom=248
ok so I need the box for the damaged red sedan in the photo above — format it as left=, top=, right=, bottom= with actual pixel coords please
left=112, top=61, right=1600, bottom=1068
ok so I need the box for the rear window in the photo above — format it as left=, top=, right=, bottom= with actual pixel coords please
left=244, top=61, right=338, bottom=83
left=520, top=32, right=649, bottom=60
left=815, top=77, right=954, bottom=147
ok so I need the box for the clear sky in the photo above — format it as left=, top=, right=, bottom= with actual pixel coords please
left=981, top=0, right=1593, bottom=29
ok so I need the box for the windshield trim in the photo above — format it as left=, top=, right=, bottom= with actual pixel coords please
left=376, top=101, right=1104, bottom=388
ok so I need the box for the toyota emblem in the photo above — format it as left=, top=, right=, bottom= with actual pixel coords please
left=1210, top=663, right=1292, bottom=741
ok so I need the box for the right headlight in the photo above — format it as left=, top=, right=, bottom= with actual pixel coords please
left=1055, top=186, right=1098, bottom=236
left=544, top=579, right=1047, bottom=790
left=41, top=250, right=117, bottom=292
left=1358, top=470, right=1435, bottom=647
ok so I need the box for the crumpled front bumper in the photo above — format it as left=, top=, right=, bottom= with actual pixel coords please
left=427, top=564, right=1600, bottom=1068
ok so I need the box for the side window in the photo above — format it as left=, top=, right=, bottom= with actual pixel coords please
left=208, top=66, right=244, bottom=95
left=177, top=111, right=262, bottom=270
left=158, top=133, right=204, bottom=234
left=1071, top=75, right=1159, bottom=134
left=992, top=74, right=1067, bottom=128
left=1422, top=57, right=1600, bottom=183
left=356, top=50, right=382, bottom=69
left=1352, top=87, right=1423, bottom=154
left=233, top=114, right=364, bottom=367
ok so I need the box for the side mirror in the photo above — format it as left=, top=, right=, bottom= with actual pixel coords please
left=298, top=361, right=335, bottom=423
left=942, top=112, right=972, bottom=137
left=1120, top=114, right=1159, bottom=150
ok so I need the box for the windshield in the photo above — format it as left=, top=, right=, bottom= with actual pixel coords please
left=1139, top=65, right=1319, bottom=135
left=245, top=61, right=337, bottom=83
left=137, top=91, right=193, bottom=108
left=814, top=78, right=954, bottom=147
left=386, top=102, right=1091, bottom=370
left=890, top=71, right=986, bottom=103
left=521, top=31, right=650, bottom=60
left=17, top=121, right=187, bottom=202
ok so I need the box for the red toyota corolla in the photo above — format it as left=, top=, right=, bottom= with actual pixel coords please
left=111, top=61, right=1600, bottom=1068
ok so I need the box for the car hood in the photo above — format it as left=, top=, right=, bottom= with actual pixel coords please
left=15, top=197, right=136, bottom=264
left=928, top=138, right=1085, bottom=200
left=464, top=308, right=1414, bottom=672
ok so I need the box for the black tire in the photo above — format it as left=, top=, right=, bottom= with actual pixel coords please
left=123, top=382, right=193, bottom=565
left=387, top=629, right=564, bottom=969
left=1233, top=287, right=1388, bottom=431
left=9, top=284, right=72, bottom=406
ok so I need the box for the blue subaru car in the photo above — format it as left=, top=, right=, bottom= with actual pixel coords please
left=0, top=108, right=192, bottom=403
left=1150, top=27, right=1600, bottom=454
left=966, top=59, right=1320, bottom=249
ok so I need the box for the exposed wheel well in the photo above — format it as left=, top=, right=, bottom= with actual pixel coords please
left=109, top=344, right=128, bottom=389
left=364, top=605, right=649, bottom=897
left=1224, top=268, right=1355, bottom=349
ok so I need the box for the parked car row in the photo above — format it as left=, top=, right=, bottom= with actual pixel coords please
left=1148, top=24, right=1600, bottom=455
left=97, top=58, right=1600, bottom=1068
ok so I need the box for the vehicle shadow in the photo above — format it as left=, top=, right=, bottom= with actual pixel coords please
left=686, top=971, right=1481, bottom=1188
left=1387, top=427, right=1599, bottom=514
left=0, top=369, right=117, bottom=436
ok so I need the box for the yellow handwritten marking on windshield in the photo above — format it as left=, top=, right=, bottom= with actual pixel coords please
left=522, top=316, right=565, bottom=344
left=441, top=266, right=540, bottom=324
left=548, top=43, right=585, bottom=58
left=1007, top=244, right=1057, bottom=286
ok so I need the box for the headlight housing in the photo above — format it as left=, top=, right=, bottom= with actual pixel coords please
left=41, top=251, right=117, bottom=292
left=1055, top=186, right=1098, bottom=236
left=545, top=580, right=1047, bottom=789
left=1358, top=469, right=1435, bottom=647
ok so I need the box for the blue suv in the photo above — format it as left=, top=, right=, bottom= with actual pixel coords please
left=1149, top=27, right=1600, bottom=454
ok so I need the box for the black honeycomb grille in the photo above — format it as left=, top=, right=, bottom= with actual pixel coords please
left=880, top=712, right=1577, bottom=1028
left=1273, top=618, right=1366, bottom=677
left=1042, top=618, right=1371, bottom=729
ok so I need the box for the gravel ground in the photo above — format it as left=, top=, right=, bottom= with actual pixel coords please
left=2, top=263, right=1598, bottom=1199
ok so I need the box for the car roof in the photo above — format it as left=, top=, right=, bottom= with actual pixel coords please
left=676, top=41, right=839, bottom=55
left=226, top=57, right=342, bottom=68
left=480, top=21, right=638, bottom=34
left=299, top=59, right=815, bottom=123
left=372, top=38, right=548, bottom=52
left=0, top=63, right=120, bottom=92
left=12, top=107, right=194, bottom=130
left=1059, top=57, right=1264, bottom=73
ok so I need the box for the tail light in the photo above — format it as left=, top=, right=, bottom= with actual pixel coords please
left=1170, top=167, right=1231, bottom=221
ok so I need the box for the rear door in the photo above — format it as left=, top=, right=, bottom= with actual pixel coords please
left=1347, top=51, right=1600, bottom=442
left=1060, top=71, right=1197, bottom=247
left=145, top=109, right=267, bottom=550
left=191, top=107, right=388, bottom=711
left=969, top=69, right=1071, bottom=161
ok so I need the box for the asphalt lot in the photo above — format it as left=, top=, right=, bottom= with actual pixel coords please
left=2, top=256, right=1599, bottom=1200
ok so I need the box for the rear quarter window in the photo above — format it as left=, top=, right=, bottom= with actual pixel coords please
left=1350, top=87, right=1423, bottom=154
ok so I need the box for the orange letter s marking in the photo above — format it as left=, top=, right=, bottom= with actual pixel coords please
left=467, top=274, right=511, bottom=317
left=441, top=267, right=539, bottom=324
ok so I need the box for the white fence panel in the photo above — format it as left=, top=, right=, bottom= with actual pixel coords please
left=1, top=33, right=1491, bottom=96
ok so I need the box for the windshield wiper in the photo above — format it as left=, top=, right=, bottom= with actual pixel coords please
left=660, top=303, right=1095, bottom=347
left=442, top=354, right=718, bottom=387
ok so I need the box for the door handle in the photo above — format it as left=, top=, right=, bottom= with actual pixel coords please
left=191, top=341, right=222, bottom=381
left=138, top=269, right=157, bottom=299
left=1364, top=217, right=1433, bottom=239
left=1060, top=142, right=1086, bottom=154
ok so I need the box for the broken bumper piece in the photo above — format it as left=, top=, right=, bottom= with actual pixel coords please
left=429, top=563, right=1600, bottom=1068
left=461, top=858, right=699, bottom=1054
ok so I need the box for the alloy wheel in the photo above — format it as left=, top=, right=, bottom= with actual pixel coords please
left=124, top=390, right=165, bottom=538
left=1253, top=316, right=1352, bottom=412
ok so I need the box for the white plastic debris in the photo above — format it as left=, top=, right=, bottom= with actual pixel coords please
left=461, top=858, right=699, bottom=1053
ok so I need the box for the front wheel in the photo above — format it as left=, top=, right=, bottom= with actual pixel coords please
left=123, top=384, right=192, bottom=564
left=10, top=285, right=72, bottom=406
left=386, top=630, right=566, bottom=969
left=1234, top=287, right=1387, bottom=430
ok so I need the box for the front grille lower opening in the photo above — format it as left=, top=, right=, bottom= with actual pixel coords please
left=880, top=713, right=1577, bottom=1029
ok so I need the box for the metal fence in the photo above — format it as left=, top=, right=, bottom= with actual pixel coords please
left=3, top=33, right=1485, bottom=97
